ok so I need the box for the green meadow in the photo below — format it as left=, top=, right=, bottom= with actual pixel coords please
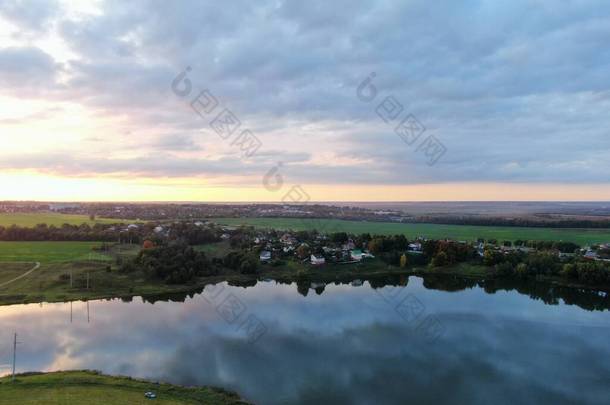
left=0, top=241, right=110, bottom=263
left=212, top=217, right=610, bottom=245
left=0, top=213, right=122, bottom=227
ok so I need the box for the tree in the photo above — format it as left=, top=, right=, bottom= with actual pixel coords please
left=400, top=253, right=408, bottom=268
left=515, top=263, right=528, bottom=278
left=495, top=261, right=514, bottom=276
left=296, top=243, right=310, bottom=259
left=239, top=259, right=258, bottom=274
left=331, top=232, right=348, bottom=244
left=431, top=252, right=448, bottom=267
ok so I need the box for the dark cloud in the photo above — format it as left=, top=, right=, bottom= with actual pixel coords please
left=0, top=47, right=61, bottom=94
left=2, top=0, right=610, bottom=185
left=0, top=0, right=60, bottom=33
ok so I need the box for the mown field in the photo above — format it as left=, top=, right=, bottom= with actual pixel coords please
left=0, top=213, right=123, bottom=227
left=0, top=242, right=110, bottom=263
left=0, top=371, right=245, bottom=405
left=212, top=217, right=610, bottom=245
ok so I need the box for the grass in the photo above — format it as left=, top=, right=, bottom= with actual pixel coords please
left=0, top=262, right=36, bottom=285
left=0, top=242, right=111, bottom=263
left=0, top=213, right=125, bottom=227
left=0, top=370, right=246, bottom=405
left=211, top=217, right=610, bottom=245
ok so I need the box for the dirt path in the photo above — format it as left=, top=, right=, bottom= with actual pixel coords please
left=0, top=262, right=41, bottom=288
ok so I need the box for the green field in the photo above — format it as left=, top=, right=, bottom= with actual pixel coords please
left=0, top=242, right=110, bottom=263
left=212, top=217, right=610, bottom=245
left=0, top=213, right=123, bottom=227
left=0, top=371, right=245, bottom=405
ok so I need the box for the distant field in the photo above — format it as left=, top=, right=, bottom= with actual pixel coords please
left=212, top=217, right=610, bottom=245
left=0, top=213, right=123, bottom=227
left=0, top=241, right=109, bottom=263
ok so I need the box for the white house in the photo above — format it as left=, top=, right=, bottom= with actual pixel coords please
left=408, top=242, right=422, bottom=252
left=259, top=251, right=272, bottom=262
left=310, top=254, right=326, bottom=265
left=350, top=249, right=363, bottom=261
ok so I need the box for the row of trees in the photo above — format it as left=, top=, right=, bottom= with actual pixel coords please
left=0, top=223, right=124, bottom=241
left=484, top=249, right=610, bottom=284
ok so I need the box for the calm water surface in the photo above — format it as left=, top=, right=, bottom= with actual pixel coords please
left=1, top=277, right=609, bottom=404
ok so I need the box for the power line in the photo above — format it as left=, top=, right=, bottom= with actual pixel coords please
left=12, top=332, right=21, bottom=382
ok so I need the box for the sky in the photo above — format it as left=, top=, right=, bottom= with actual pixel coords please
left=0, top=0, right=609, bottom=202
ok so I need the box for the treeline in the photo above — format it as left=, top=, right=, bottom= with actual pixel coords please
left=0, top=222, right=222, bottom=244
left=411, top=215, right=610, bottom=229
left=483, top=250, right=610, bottom=285
left=0, top=223, right=124, bottom=241
left=482, top=239, right=581, bottom=253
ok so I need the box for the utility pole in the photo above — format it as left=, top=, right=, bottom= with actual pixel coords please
left=86, top=272, right=90, bottom=290
left=70, top=271, right=73, bottom=288
left=12, top=332, right=20, bottom=382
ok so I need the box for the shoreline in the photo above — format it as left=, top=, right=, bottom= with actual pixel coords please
left=1, top=260, right=608, bottom=308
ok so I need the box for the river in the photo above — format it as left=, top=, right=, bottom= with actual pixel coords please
left=1, top=276, right=609, bottom=404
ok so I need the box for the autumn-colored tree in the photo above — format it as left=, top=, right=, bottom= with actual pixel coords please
left=142, top=240, right=155, bottom=249
left=296, top=243, right=310, bottom=259
left=400, top=253, right=408, bottom=268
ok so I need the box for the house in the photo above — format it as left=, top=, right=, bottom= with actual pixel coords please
left=584, top=250, right=599, bottom=260
left=350, top=249, right=363, bottom=261
left=280, top=233, right=297, bottom=245
left=408, top=242, right=422, bottom=252
left=153, top=226, right=164, bottom=233
left=311, top=254, right=326, bottom=265
left=220, top=233, right=231, bottom=240
left=362, top=251, right=375, bottom=259
left=259, top=251, right=272, bottom=262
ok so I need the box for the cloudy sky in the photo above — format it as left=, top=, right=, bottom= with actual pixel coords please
left=1, top=0, right=609, bottom=201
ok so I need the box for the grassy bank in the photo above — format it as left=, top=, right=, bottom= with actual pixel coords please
left=0, top=213, right=125, bottom=227
left=0, top=370, right=246, bottom=405
left=211, top=217, right=610, bottom=245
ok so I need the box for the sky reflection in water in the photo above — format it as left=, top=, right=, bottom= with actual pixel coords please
left=0, top=277, right=609, bottom=405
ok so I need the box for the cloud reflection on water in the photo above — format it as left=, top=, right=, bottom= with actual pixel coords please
left=0, top=278, right=609, bottom=404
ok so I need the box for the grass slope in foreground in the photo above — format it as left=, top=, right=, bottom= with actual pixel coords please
left=213, top=217, right=610, bottom=245
left=0, top=371, right=246, bottom=405
left=0, top=213, right=122, bottom=227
